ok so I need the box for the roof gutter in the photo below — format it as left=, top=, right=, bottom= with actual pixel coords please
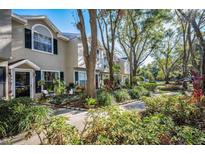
left=11, top=14, right=27, bottom=24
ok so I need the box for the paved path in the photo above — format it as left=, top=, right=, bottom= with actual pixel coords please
left=55, top=108, right=88, bottom=131
left=121, top=101, right=145, bottom=111
left=0, top=101, right=145, bottom=145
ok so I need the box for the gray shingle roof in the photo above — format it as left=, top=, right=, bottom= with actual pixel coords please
left=62, top=33, right=80, bottom=40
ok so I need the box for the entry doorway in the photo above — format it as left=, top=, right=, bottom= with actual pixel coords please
left=13, top=69, right=34, bottom=98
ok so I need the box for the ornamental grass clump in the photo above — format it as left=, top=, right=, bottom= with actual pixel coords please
left=97, top=89, right=114, bottom=106
left=114, top=89, right=130, bottom=103
left=129, top=86, right=149, bottom=99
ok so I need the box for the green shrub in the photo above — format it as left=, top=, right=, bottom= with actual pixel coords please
left=81, top=105, right=142, bottom=144
left=50, top=95, right=65, bottom=105
left=157, top=84, right=182, bottom=91
left=140, top=113, right=175, bottom=144
left=142, top=95, right=203, bottom=126
left=129, top=86, right=149, bottom=99
left=171, top=126, right=205, bottom=145
left=114, top=89, right=130, bottom=102
left=53, top=79, right=66, bottom=95
left=37, top=116, right=81, bottom=145
left=0, top=98, right=50, bottom=138
left=10, top=97, right=34, bottom=106
left=0, top=121, right=7, bottom=138
left=132, top=76, right=144, bottom=85
left=141, top=82, right=157, bottom=92
left=82, top=106, right=176, bottom=145
left=85, top=97, right=97, bottom=106
left=97, top=90, right=114, bottom=106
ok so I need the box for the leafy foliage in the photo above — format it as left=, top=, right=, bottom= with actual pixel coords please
left=129, top=86, right=150, bottom=99
left=157, top=84, right=182, bottom=91
left=142, top=95, right=204, bottom=127
left=53, top=79, right=67, bottom=95
left=85, top=97, right=97, bottom=106
left=81, top=105, right=141, bottom=144
left=0, top=97, right=50, bottom=138
left=171, top=126, right=205, bottom=145
left=81, top=106, right=176, bottom=145
left=97, top=89, right=114, bottom=106
left=114, top=89, right=130, bottom=102
left=141, top=82, right=158, bottom=91
left=36, top=116, right=81, bottom=145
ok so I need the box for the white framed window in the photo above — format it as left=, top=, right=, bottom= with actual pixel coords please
left=78, top=71, right=87, bottom=87
left=75, top=71, right=87, bottom=87
left=32, top=24, right=53, bottom=54
left=41, top=70, right=60, bottom=91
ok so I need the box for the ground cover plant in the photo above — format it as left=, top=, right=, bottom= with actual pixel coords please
left=1, top=94, right=205, bottom=145
left=0, top=97, right=50, bottom=139
left=129, top=86, right=150, bottom=99
left=33, top=116, right=81, bottom=145
left=80, top=101, right=205, bottom=145
left=96, top=89, right=114, bottom=106
left=114, top=89, right=130, bottom=103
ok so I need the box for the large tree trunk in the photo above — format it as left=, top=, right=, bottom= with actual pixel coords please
left=178, top=10, right=205, bottom=92
left=165, top=73, right=170, bottom=84
left=77, top=9, right=97, bottom=98
left=129, top=49, right=133, bottom=87
left=86, top=65, right=96, bottom=97
left=202, top=52, right=205, bottom=91
left=133, top=67, right=137, bottom=77
left=129, top=61, right=133, bottom=87
left=191, top=21, right=205, bottom=92
left=108, top=59, right=114, bottom=83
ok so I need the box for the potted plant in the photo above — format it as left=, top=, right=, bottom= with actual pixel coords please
left=85, top=97, right=97, bottom=108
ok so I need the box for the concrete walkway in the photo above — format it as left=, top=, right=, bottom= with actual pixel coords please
left=55, top=108, right=88, bottom=131
left=0, top=101, right=145, bottom=145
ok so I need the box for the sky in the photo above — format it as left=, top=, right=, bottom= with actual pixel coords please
left=12, top=9, right=153, bottom=65
left=12, top=9, right=88, bottom=34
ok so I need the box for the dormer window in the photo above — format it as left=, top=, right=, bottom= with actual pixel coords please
left=32, top=24, right=53, bottom=54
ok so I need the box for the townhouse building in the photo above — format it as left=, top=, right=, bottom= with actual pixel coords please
left=0, top=10, right=129, bottom=100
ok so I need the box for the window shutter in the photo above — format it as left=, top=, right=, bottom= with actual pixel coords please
left=75, top=72, right=78, bottom=83
left=0, top=67, right=6, bottom=97
left=60, top=72, right=64, bottom=81
left=0, top=67, right=6, bottom=82
left=35, top=71, right=41, bottom=93
left=53, top=38, right=58, bottom=55
left=25, top=28, right=32, bottom=49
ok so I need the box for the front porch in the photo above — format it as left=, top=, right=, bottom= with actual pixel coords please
left=8, top=59, right=40, bottom=99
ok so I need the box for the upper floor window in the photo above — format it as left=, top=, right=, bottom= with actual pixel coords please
left=32, top=24, right=53, bottom=54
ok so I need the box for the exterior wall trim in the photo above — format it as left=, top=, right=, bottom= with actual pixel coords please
left=9, top=59, right=41, bottom=70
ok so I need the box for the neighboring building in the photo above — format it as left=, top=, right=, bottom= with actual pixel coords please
left=0, top=10, right=12, bottom=99
left=64, top=36, right=109, bottom=89
left=117, top=57, right=130, bottom=84
left=0, top=10, right=130, bottom=99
